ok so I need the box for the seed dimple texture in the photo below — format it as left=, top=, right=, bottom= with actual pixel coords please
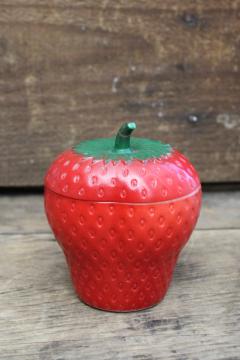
left=92, top=251, right=99, bottom=260
left=134, top=260, right=141, bottom=270
left=128, top=207, right=134, bottom=217
left=73, top=175, right=80, bottom=183
left=97, top=188, right=104, bottom=198
left=151, top=179, right=157, bottom=188
left=111, top=250, right=117, bottom=259
left=97, top=216, right=103, bottom=226
left=148, top=228, right=155, bottom=239
left=78, top=215, right=85, bottom=225
left=111, top=295, right=117, bottom=303
left=158, top=216, right=165, bottom=227
left=70, top=202, right=76, bottom=212
left=178, top=185, right=183, bottom=194
left=128, top=230, right=134, bottom=241
left=118, top=282, right=124, bottom=291
left=161, top=187, right=168, bottom=197
left=52, top=167, right=58, bottom=176
left=120, top=189, right=127, bottom=198
left=118, top=240, right=124, bottom=250
left=92, top=176, right=98, bottom=185
left=119, top=218, right=125, bottom=226
left=78, top=187, right=85, bottom=196
left=101, top=166, right=108, bottom=175
left=167, top=227, right=173, bottom=238
left=85, top=165, right=91, bottom=173
left=109, top=205, right=114, bottom=214
left=111, top=177, right=117, bottom=186
left=89, top=204, right=95, bottom=215
left=62, top=212, right=67, bottom=223
left=175, top=160, right=183, bottom=168
left=149, top=207, right=155, bottom=216
left=155, top=239, right=162, bottom=249
left=61, top=173, right=67, bottom=180
left=72, top=163, right=80, bottom=171
left=109, top=228, right=116, bottom=237
left=141, top=167, right=146, bottom=176
left=56, top=199, right=61, bottom=209
left=177, top=214, right=182, bottom=224
left=63, top=160, right=70, bottom=167
left=96, top=271, right=102, bottom=282
left=62, top=185, right=69, bottom=193
left=132, top=283, right=138, bottom=291
left=178, top=172, right=186, bottom=182
left=89, top=229, right=96, bottom=239
left=81, top=239, right=87, bottom=249
left=189, top=179, right=195, bottom=189
left=51, top=180, right=56, bottom=188
left=100, top=238, right=107, bottom=248
left=137, top=242, right=144, bottom=251
left=127, top=252, right=133, bottom=261
left=131, top=179, right=138, bottom=187
left=102, top=261, right=107, bottom=269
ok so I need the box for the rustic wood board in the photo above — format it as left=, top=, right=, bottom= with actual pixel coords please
left=0, top=192, right=240, bottom=359
left=0, top=1, right=240, bottom=186
left=0, top=232, right=239, bottom=359
left=0, top=191, right=239, bottom=234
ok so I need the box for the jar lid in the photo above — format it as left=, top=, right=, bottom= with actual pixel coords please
left=45, top=122, right=201, bottom=203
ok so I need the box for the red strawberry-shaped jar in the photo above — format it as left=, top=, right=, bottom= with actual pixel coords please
left=44, top=122, right=201, bottom=312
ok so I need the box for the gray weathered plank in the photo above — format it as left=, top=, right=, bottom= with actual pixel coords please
left=0, top=192, right=239, bottom=234
left=0, top=0, right=240, bottom=185
left=0, top=229, right=239, bottom=359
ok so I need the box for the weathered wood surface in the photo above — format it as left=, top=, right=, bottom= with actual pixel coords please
left=0, top=0, right=240, bottom=186
left=0, top=192, right=240, bottom=359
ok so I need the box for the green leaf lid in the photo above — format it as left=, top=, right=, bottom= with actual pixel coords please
left=73, top=122, right=172, bottom=160
left=45, top=121, right=201, bottom=202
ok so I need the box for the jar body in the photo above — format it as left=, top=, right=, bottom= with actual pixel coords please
left=45, top=187, right=201, bottom=311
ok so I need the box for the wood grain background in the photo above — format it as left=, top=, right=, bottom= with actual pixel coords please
left=1, top=0, right=240, bottom=186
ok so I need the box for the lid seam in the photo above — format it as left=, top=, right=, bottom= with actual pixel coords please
left=45, top=186, right=201, bottom=205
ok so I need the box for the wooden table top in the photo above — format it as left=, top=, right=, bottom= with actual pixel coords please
left=0, top=192, right=239, bottom=360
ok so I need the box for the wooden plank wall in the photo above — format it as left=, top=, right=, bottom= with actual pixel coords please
left=1, top=0, right=240, bottom=186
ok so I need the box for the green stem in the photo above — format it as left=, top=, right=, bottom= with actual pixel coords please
left=113, top=122, right=136, bottom=153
